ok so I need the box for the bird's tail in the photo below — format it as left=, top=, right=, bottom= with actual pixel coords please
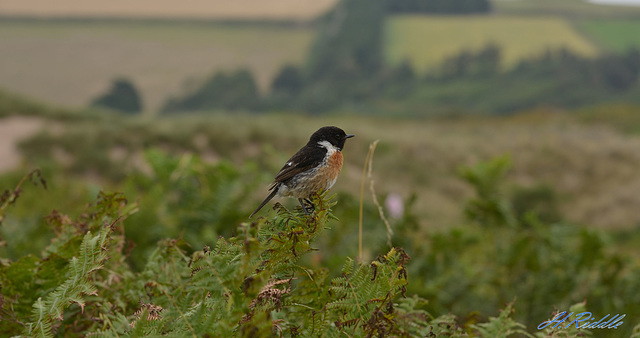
left=250, top=187, right=279, bottom=218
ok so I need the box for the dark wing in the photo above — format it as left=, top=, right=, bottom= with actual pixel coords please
left=271, top=145, right=324, bottom=187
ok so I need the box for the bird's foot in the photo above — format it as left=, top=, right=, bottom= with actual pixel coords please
left=298, top=198, right=315, bottom=215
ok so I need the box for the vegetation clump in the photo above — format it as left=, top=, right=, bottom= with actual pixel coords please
left=0, top=171, right=468, bottom=336
left=91, top=78, right=143, bottom=114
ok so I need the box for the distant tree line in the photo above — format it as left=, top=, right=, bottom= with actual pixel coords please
left=94, top=0, right=638, bottom=116
left=162, top=69, right=259, bottom=113
left=386, top=0, right=491, bottom=14
left=157, top=46, right=640, bottom=115
left=426, top=46, right=640, bottom=113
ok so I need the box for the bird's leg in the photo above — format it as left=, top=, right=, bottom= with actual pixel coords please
left=298, top=198, right=315, bottom=215
left=298, top=198, right=310, bottom=215
left=304, top=198, right=316, bottom=211
left=304, top=198, right=314, bottom=212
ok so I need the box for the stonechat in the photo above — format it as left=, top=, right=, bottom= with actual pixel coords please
left=250, top=126, right=354, bottom=217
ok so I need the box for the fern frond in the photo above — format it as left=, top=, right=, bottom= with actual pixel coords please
left=25, top=223, right=115, bottom=336
left=341, top=257, right=354, bottom=276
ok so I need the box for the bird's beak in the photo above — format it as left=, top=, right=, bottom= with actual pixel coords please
left=345, top=134, right=355, bottom=139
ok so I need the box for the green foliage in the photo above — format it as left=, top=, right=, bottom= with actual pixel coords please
left=121, top=150, right=264, bottom=269
left=472, top=301, right=531, bottom=337
left=91, top=78, right=143, bottom=114
left=0, top=169, right=47, bottom=226
left=404, top=156, right=640, bottom=337
left=1, top=189, right=136, bottom=337
left=511, top=184, right=561, bottom=224
left=458, top=155, right=516, bottom=227
left=1, top=166, right=477, bottom=336
left=4, top=150, right=640, bottom=336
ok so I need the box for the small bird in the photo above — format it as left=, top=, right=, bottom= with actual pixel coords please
left=250, top=126, right=355, bottom=218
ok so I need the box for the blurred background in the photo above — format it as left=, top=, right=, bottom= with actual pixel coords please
left=2, top=0, right=640, bottom=335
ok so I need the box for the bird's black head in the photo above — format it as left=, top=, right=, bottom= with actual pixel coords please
left=308, top=126, right=355, bottom=151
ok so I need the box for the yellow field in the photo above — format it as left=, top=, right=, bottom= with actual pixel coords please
left=0, top=20, right=313, bottom=111
left=0, top=0, right=338, bottom=20
left=384, top=15, right=599, bottom=72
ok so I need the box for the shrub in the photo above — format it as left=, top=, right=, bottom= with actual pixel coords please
left=162, top=69, right=259, bottom=113
left=91, top=78, right=143, bottom=114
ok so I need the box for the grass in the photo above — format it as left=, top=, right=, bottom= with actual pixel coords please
left=0, top=19, right=314, bottom=111
left=384, top=15, right=599, bottom=73
left=578, top=19, right=640, bottom=52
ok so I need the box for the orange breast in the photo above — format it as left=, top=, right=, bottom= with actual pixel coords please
left=287, top=150, right=344, bottom=198
left=327, top=150, right=343, bottom=181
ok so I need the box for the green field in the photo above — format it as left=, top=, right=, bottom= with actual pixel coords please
left=384, top=15, right=599, bottom=72
left=579, top=19, right=640, bottom=52
left=0, top=20, right=314, bottom=111
left=493, top=0, right=640, bottom=18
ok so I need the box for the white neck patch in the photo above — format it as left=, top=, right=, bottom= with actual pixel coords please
left=318, top=140, right=339, bottom=154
